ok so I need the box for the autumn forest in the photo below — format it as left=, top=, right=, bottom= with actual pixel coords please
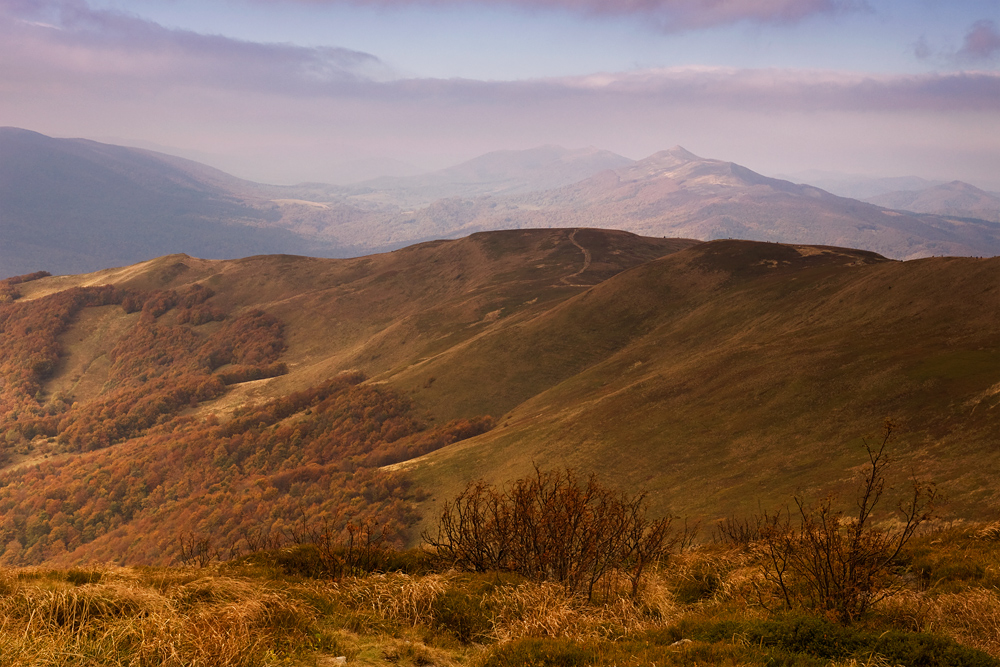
left=0, top=271, right=492, bottom=565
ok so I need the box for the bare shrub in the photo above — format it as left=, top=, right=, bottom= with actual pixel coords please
left=715, top=514, right=767, bottom=547
left=180, top=516, right=392, bottom=581
left=178, top=533, right=219, bottom=567
left=424, top=466, right=676, bottom=599
left=292, top=519, right=392, bottom=579
left=756, top=421, right=936, bottom=623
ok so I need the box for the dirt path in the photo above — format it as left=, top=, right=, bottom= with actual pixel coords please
left=560, top=229, right=592, bottom=286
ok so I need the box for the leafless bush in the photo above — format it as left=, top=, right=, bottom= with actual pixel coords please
left=756, top=421, right=936, bottom=623
left=291, top=518, right=392, bottom=579
left=715, top=514, right=768, bottom=547
left=178, top=534, right=219, bottom=567
left=177, top=513, right=391, bottom=580
left=424, top=466, right=676, bottom=599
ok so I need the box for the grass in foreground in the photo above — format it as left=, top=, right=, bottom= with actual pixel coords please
left=0, top=523, right=998, bottom=666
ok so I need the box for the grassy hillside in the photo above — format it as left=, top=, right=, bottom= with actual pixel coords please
left=1, top=229, right=999, bottom=566
left=0, top=229, right=694, bottom=564
left=396, top=240, right=1000, bottom=529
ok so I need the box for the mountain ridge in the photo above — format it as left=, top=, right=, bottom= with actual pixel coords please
left=4, top=128, right=1000, bottom=279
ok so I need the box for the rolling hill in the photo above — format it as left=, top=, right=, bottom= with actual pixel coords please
left=0, top=229, right=998, bottom=566
left=866, top=181, right=1000, bottom=224
left=247, top=147, right=1000, bottom=261
left=0, top=127, right=321, bottom=276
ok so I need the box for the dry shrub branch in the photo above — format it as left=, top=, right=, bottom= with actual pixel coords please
left=756, top=420, right=936, bottom=623
left=424, top=465, right=676, bottom=600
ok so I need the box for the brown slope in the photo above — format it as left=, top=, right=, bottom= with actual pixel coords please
left=397, top=239, right=1000, bottom=530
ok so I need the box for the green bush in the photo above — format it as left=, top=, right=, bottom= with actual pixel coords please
left=65, top=569, right=103, bottom=586
left=673, top=614, right=998, bottom=667
left=480, top=638, right=599, bottom=667
left=872, top=631, right=998, bottom=667
left=382, top=548, right=437, bottom=575
left=673, top=565, right=721, bottom=604
left=272, top=544, right=327, bottom=578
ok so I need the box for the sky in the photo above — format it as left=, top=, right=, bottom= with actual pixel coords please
left=2, top=0, right=999, bottom=187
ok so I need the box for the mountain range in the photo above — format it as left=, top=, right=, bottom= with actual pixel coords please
left=4, top=127, right=1000, bottom=278
left=1, top=229, right=998, bottom=564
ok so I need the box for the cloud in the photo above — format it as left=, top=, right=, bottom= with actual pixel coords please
left=0, top=0, right=392, bottom=94
left=958, top=19, right=1000, bottom=61
left=3, top=1, right=996, bottom=114
left=261, top=0, right=863, bottom=31
left=549, top=67, right=1000, bottom=113
left=2, top=1, right=997, bottom=186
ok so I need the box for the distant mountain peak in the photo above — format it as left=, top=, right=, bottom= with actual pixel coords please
left=664, top=145, right=701, bottom=161
left=943, top=180, right=985, bottom=192
left=637, top=146, right=706, bottom=171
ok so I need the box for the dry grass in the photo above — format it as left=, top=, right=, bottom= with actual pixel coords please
left=931, top=588, right=1000, bottom=655
left=336, top=572, right=448, bottom=627
left=486, top=579, right=664, bottom=643
left=0, top=533, right=998, bottom=666
left=0, top=567, right=317, bottom=667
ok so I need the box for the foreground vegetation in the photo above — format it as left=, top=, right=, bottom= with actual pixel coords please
left=0, top=522, right=997, bottom=666
left=5, top=451, right=995, bottom=666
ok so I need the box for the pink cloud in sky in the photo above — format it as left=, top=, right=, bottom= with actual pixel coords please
left=2, top=0, right=999, bottom=186
left=274, top=0, right=862, bottom=31
left=958, top=19, right=1000, bottom=61
left=556, top=67, right=1000, bottom=113
left=3, top=1, right=997, bottom=117
left=0, top=0, right=391, bottom=91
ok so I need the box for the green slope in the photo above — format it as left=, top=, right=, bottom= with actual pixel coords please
left=398, top=240, right=1000, bottom=529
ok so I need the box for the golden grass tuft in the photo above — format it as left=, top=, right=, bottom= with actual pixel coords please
left=976, top=522, right=1000, bottom=542
left=931, top=588, right=1000, bottom=656
left=0, top=567, right=318, bottom=667
left=487, top=578, right=668, bottom=643
left=1, top=533, right=998, bottom=666
left=337, top=572, right=449, bottom=627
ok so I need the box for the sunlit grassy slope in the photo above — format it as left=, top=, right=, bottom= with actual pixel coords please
left=396, top=240, right=1000, bottom=529
left=17, top=229, right=1000, bottom=538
